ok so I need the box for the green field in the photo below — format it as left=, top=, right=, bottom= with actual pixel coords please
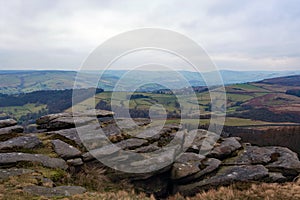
left=0, top=103, right=47, bottom=120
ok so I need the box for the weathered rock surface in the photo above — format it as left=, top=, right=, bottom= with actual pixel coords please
left=116, top=138, right=148, bottom=150
left=74, top=109, right=114, bottom=118
left=133, top=144, right=160, bottom=153
left=177, top=165, right=269, bottom=196
left=265, top=147, right=300, bottom=176
left=224, top=145, right=300, bottom=176
left=171, top=153, right=205, bottom=180
left=0, top=168, right=34, bottom=180
left=36, top=110, right=114, bottom=131
left=0, top=125, right=24, bottom=135
left=0, top=135, right=42, bottom=150
left=51, top=139, right=81, bottom=159
left=0, top=119, right=17, bottom=129
left=23, top=185, right=86, bottom=197
left=39, top=116, right=96, bottom=131
left=0, top=111, right=299, bottom=199
left=0, top=152, right=68, bottom=169
left=114, top=118, right=151, bottom=130
left=208, top=137, right=242, bottom=159
left=184, top=129, right=219, bottom=154
left=224, top=145, right=274, bottom=165
left=266, top=172, right=287, bottom=183
left=36, top=113, right=72, bottom=125
left=47, top=127, right=81, bottom=145
left=135, top=125, right=178, bottom=142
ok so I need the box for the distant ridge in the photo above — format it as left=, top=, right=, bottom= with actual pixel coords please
left=0, top=70, right=299, bottom=94
left=256, top=75, right=300, bottom=86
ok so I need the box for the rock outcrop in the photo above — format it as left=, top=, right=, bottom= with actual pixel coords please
left=0, top=111, right=300, bottom=198
left=0, top=119, right=17, bottom=128
left=0, top=152, right=68, bottom=169
left=0, top=135, right=42, bottom=150
left=51, top=139, right=81, bottom=159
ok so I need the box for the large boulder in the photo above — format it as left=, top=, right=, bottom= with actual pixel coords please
left=171, top=153, right=205, bottom=180
left=135, top=125, right=179, bottom=142
left=0, top=152, right=68, bottom=169
left=177, top=165, right=269, bottom=196
left=207, top=137, right=242, bottom=159
left=184, top=129, right=220, bottom=154
left=0, top=135, right=42, bottom=150
left=0, top=119, right=17, bottom=128
left=224, top=145, right=300, bottom=177
left=23, top=185, right=86, bottom=197
left=39, top=116, right=97, bottom=131
left=0, top=125, right=24, bottom=135
left=265, top=146, right=300, bottom=176
left=47, top=127, right=81, bottom=146
left=47, top=123, right=106, bottom=146
left=36, top=113, right=72, bottom=125
left=51, top=139, right=81, bottom=159
left=224, top=145, right=274, bottom=165
left=36, top=110, right=114, bottom=131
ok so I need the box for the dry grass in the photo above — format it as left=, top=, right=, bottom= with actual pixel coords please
left=67, top=165, right=109, bottom=191
left=68, top=190, right=155, bottom=200
left=168, top=180, right=300, bottom=200
left=1, top=177, right=300, bottom=200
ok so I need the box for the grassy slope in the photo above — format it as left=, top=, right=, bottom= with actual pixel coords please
left=0, top=103, right=47, bottom=120
left=68, top=83, right=284, bottom=126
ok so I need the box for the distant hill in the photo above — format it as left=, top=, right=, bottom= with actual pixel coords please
left=0, top=70, right=300, bottom=94
left=256, top=75, right=300, bottom=86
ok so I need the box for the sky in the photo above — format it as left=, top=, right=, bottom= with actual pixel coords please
left=0, top=0, right=299, bottom=71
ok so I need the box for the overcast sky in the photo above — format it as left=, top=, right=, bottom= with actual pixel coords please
left=0, top=0, right=299, bottom=71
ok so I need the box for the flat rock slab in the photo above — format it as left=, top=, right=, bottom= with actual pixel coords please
left=208, top=137, right=242, bottom=159
left=37, top=110, right=114, bottom=126
left=37, top=113, right=72, bottom=125
left=177, top=165, right=269, bottom=196
left=224, top=145, right=300, bottom=176
left=135, top=125, right=175, bottom=141
left=48, top=128, right=81, bottom=145
left=41, top=117, right=97, bottom=131
left=172, top=157, right=221, bottom=183
left=48, top=123, right=105, bottom=146
left=0, top=168, right=34, bottom=180
left=0, top=125, right=24, bottom=135
left=24, top=185, right=86, bottom=197
left=265, top=146, right=300, bottom=176
left=0, top=152, right=68, bottom=169
left=133, top=145, right=160, bottom=153
left=51, top=139, right=81, bottom=159
left=114, top=118, right=151, bottom=130
left=0, top=135, right=42, bottom=150
left=184, top=129, right=219, bottom=154
left=73, top=109, right=114, bottom=118
left=224, top=145, right=274, bottom=165
left=116, top=138, right=148, bottom=150
left=0, top=119, right=17, bottom=129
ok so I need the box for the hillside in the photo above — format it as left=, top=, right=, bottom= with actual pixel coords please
left=1, top=70, right=300, bottom=94
left=0, top=74, right=299, bottom=131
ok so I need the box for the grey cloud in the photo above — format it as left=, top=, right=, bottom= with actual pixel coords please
left=0, top=0, right=299, bottom=70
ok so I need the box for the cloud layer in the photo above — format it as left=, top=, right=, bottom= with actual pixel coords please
left=0, top=0, right=299, bottom=70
